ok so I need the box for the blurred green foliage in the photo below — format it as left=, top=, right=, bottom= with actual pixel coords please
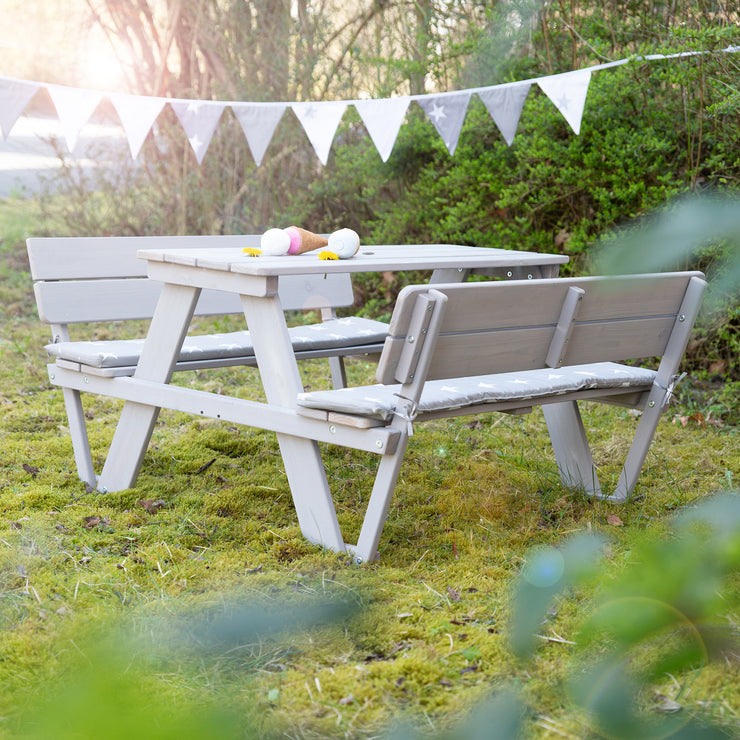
left=507, top=492, right=740, bottom=740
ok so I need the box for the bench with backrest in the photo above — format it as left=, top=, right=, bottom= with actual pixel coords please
left=295, top=271, right=707, bottom=563
left=27, top=235, right=389, bottom=487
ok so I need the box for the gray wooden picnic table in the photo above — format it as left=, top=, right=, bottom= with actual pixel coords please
left=93, top=243, right=567, bottom=552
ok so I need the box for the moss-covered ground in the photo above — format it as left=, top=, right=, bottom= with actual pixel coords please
left=0, top=200, right=738, bottom=738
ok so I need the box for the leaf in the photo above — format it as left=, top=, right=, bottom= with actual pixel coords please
left=22, top=463, right=39, bottom=478
left=653, top=694, right=683, bottom=713
left=138, top=499, right=166, bottom=514
left=689, top=411, right=707, bottom=428
left=461, top=646, right=481, bottom=662
left=447, top=586, right=462, bottom=602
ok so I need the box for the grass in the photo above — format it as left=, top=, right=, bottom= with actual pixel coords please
left=0, top=199, right=739, bottom=738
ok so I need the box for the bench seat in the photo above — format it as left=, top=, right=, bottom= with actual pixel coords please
left=46, top=316, right=389, bottom=376
left=297, top=362, right=657, bottom=421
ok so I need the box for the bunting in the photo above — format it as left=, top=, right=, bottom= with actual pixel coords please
left=477, top=81, right=531, bottom=146
left=354, top=97, right=410, bottom=162
left=170, top=100, right=226, bottom=164
left=418, top=91, right=471, bottom=155
left=231, top=103, right=286, bottom=165
left=110, top=93, right=166, bottom=159
left=46, top=85, right=103, bottom=151
left=0, top=78, right=39, bottom=139
left=291, top=101, right=348, bottom=166
left=0, top=46, right=737, bottom=167
left=536, top=69, right=592, bottom=135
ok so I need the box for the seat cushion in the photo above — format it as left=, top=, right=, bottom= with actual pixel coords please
left=45, top=316, right=389, bottom=369
left=296, top=362, right=658, bottom=421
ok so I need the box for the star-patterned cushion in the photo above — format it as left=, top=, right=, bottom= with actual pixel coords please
left=45, top=316, right=389, bottom=369
left=296, top=362, right=657, bottom=421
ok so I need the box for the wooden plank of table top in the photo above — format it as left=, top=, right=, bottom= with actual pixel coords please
left=137, top=244, right=569, bottom=277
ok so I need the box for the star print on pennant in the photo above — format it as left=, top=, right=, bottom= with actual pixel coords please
left=0, top=79, right=40, bottom=139
left=537, top=68, right=592, bottom=134
left=418, top=92, right=471, bottom=155
left=170, top=100, right=226, bottom=164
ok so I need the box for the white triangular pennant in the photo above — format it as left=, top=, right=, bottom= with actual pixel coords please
left=170, top=100, right=226, bottom=164
left=0, top=79, right=40, bottom=139
left=109, top=93, right=165, bottom=159
left=47, top=85, right=103, bottom=151
left=537, top=69, right=592, bottom=135
left=291, top=101, right=347, bottom=165
left=354, top=97, right=410, bottom=162
left=231, top=103, right=286, bottom=165
left=477, top=82, right=532, bottom=145
left=418, top=92, right=471, bottom=155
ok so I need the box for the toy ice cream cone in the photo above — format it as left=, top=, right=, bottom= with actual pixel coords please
left=286, top=226, right=328, bottom=254
left=260, top=226, right=328, bottom=255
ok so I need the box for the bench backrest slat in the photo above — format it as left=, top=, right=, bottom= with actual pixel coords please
left=27, top=235, right=256, bottom=280
left=377, top=273, right=704, bottom=383
left=28, top=236, right=355, bottom=325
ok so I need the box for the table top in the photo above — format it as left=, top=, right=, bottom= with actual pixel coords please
left=137, top=243, right=568, bottom=277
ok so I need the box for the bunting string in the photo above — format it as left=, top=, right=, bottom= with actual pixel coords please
left=1, top=46, right=738, bottom=166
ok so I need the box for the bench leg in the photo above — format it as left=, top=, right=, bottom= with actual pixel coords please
left=328, top=355, right=347, bottom=389
left=352, top=434, right=411, bottom=564
left=609, top=385, right=666, bottom=503
left=62, top=387, right=96, bottom=487
left=543, top=401, right=602, bottom=496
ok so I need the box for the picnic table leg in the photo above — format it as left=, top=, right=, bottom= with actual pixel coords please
left=429, top=268, right=470, bottom=283
left=96, top=283, right=201, bottom=492
left=240, top=293, right=346, bottom=552
left=542, top=401, right=602, bottom=497
left=353, top=425, right=410, bottom=564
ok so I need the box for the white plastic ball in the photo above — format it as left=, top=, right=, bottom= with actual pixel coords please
left=327, top=228, right=360, bottom=259
left=260, top=227, right=291, bottom=255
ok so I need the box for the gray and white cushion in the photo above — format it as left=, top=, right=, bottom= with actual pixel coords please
left=296, top=362, right=657, bottom=421
left=45, top=316, right=389, bottom=369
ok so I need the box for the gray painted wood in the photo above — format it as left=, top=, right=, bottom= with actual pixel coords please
left=297, top=272, right=707, bottom=562
left=97, top=282, right=201, bottom=492
left=29, top=235, right=389, bottom=488
left=239, top=291, right=345, bottom=550
left=33, top=237, right=575, bottom=562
